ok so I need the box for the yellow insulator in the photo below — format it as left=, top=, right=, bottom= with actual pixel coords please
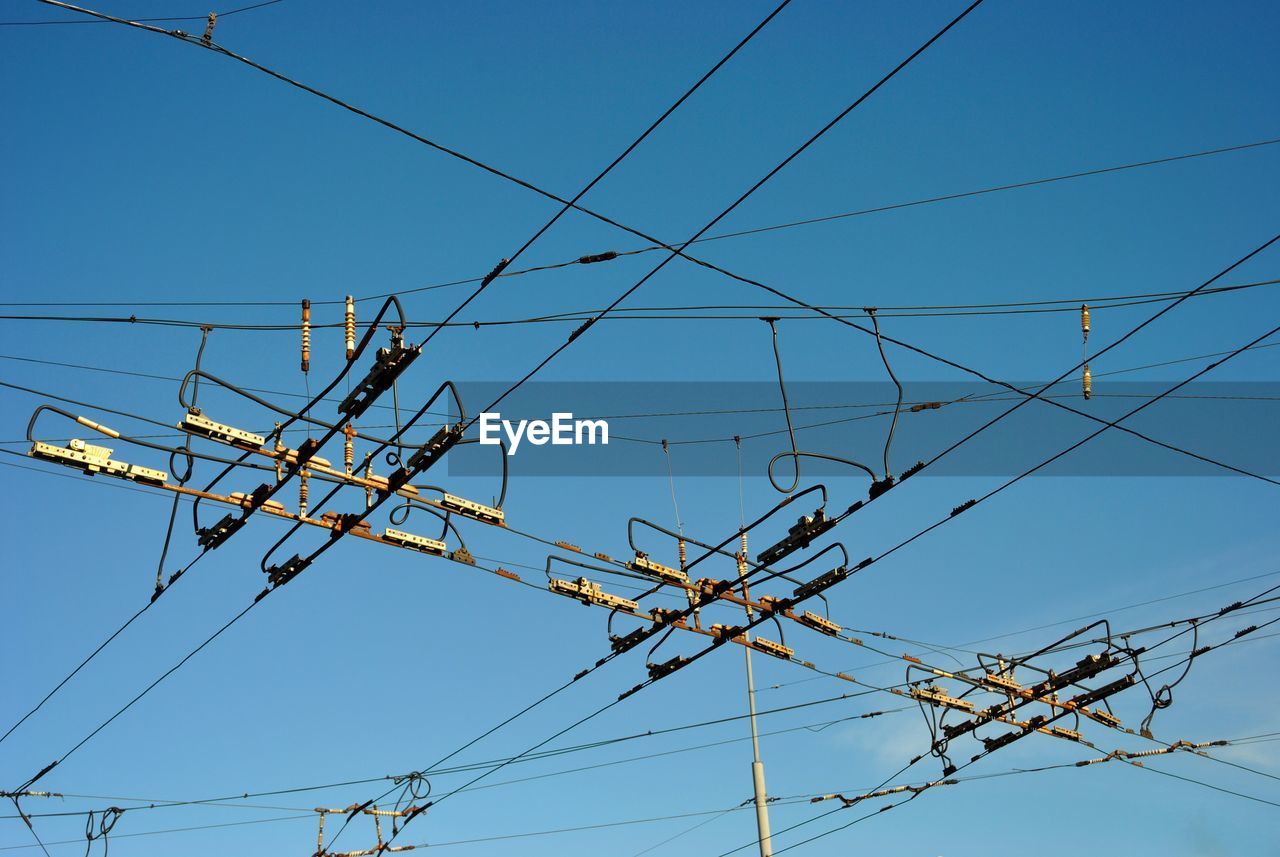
left=740, top=531, right=748, bottom=558
left=678, top=538, right=687, bottom=570
left=344, top=295, right=356, bottom=360
left=1081, top=303, right=1090, bottom=343
left=301, top=299, right=312, bottom=373
left=1083, top=364, right=1092, bottom=400
left=298, top=469, right=309, bottom=517
left=342, top=423, right=355, bottom=475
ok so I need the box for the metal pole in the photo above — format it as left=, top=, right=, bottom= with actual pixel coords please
left=744, top=634, right=774, bottom=856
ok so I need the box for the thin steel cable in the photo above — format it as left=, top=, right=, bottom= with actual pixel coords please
left=0, top=551, right=208, bottom=749
left=1, top=0, right=284, bottom=26
left=412, top=0, right=794, bottom=354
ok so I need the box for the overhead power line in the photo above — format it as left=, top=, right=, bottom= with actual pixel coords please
left=1, top=137, right=1275, bottom=308
left=320, top=6, right=992, bottom=853
left=1, top=277, right=1275, bottom=321
left=3, top=0, right=797, bottom=806
left=0, top=0, right=285, bottom=26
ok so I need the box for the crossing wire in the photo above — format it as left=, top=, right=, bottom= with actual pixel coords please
left=325, top=4, right=994, bottom=852
left=0, top=138, right=1275, bottom=306
left=15, top=0, right=1274, bottom=849
left=4, top=0, right=798, bottom=807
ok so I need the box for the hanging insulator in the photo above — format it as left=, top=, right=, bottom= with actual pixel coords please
left=678, top=538, right=687, bottom=570
left=300, top=299, right=312, bottom=373
left=344, top=295, right=356, bottom=360
left=343, top=423, right=355, bottom=475
left=740, top=531, right=748, bottom=558
left=298, top=469, right=309, bottom=517
left=201, top=11, right=216, bottom=45
left=1083, top=364, right=1092, bottom=400
left=364, top=463, right=374, bottom=508
left=1081, top=304, right=1091, bottom=344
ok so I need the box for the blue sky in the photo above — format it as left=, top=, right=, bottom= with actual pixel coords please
left=2, top=0, right=1279, bottom=854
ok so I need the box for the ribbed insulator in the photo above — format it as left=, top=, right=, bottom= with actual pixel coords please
left=364, top=464, right=374, bottom=508
left=343, top=426, right=354, bottom=474
left=301, top=299, right=312, bottom=373
left=1081, top=303, right=1091, bottom=342
left=678, top=538, right=687, bottom=569
left=1126, top=748, right=1167, bottom=759
left=298, top=469, right=309, bottom=517
left=1083, top=364, right=1092, bottom=400
left=344, top=295, right=356, bottom=360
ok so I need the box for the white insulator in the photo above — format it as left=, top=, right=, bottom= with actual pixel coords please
left=298, top=469, right=309, bottom=517
left=344, top=295, right=356, bottom=359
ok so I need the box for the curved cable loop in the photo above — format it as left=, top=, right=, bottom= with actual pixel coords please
left=763, top=317, right=801, bottom=494
left=866, top=308, right=904, bottom=479
left=767, top=450, right=877, bottom=493
left=156, top=328, right=210, bottom=594
left=761, top=319, right=877, bottom=492
left=83, top=806, right=124, bottom=857
left=1140, top=621, right=1199, bottom=738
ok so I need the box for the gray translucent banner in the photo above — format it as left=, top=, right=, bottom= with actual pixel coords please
left=441, top=381, right=1279, bottom=477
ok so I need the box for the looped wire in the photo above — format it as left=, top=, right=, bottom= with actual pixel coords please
left=84, top=806, right=125, bottom=856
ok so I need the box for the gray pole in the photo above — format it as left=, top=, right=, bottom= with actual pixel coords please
left=744, top=634, right=774, bottom=856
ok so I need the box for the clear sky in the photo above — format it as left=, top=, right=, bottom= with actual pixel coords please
left=2, top=1, right=1278, bottom=854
